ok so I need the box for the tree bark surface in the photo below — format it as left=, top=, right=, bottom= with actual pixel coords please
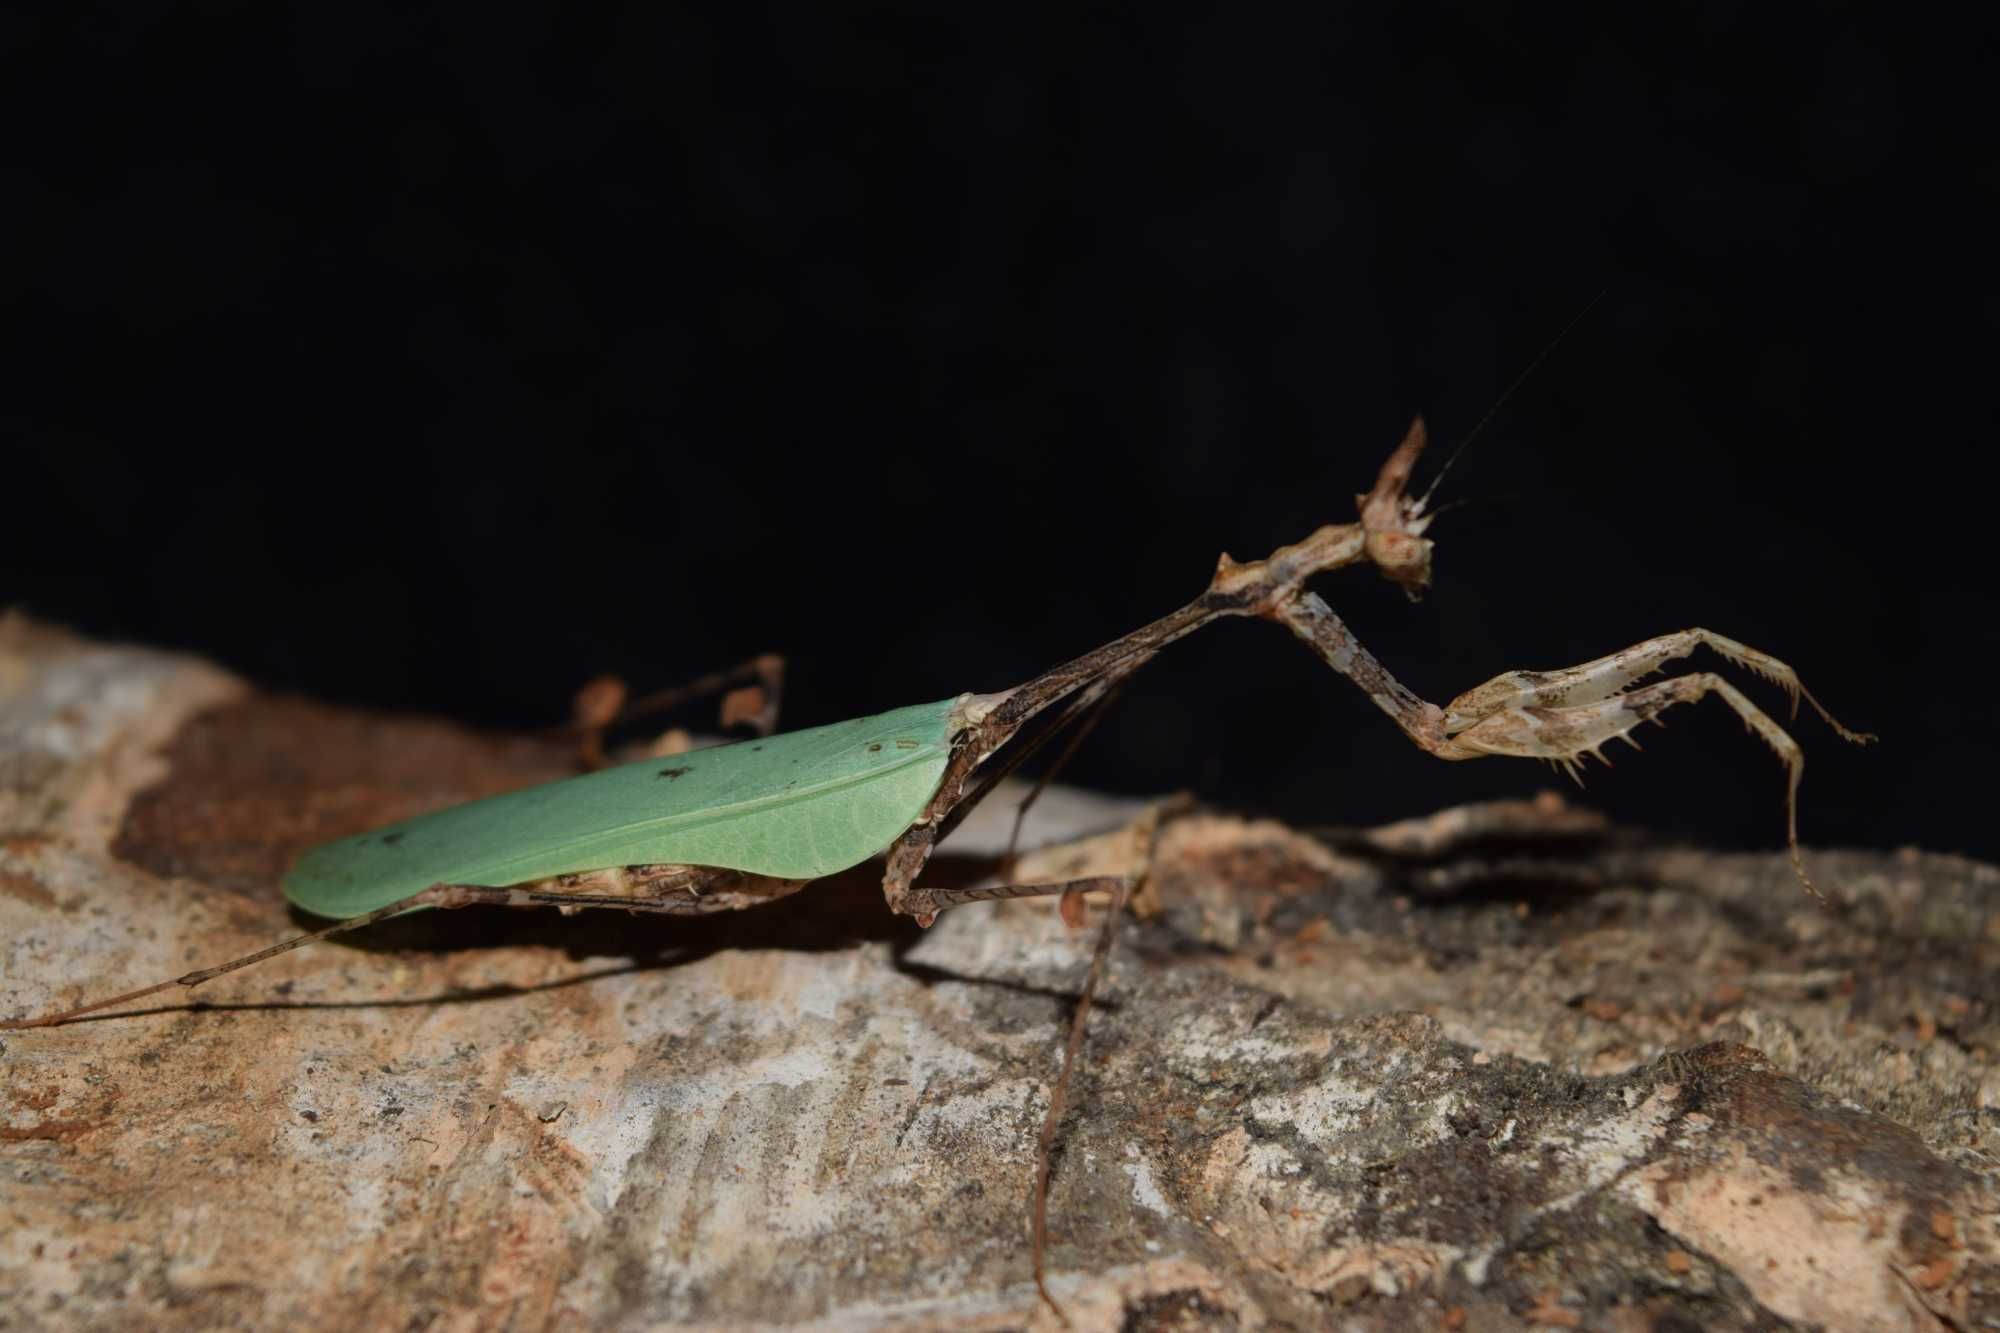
left=2, top=614, right=1993, bottom=1330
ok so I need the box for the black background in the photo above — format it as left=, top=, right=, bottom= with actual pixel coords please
left=7, top=6, right=1992, bottom=860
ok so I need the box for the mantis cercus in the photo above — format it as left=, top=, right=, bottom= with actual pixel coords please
left=0, top=420, right=1873, bottom=1317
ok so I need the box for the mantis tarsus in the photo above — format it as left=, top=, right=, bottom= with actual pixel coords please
left=0, top=419, right=1872, bottom=1319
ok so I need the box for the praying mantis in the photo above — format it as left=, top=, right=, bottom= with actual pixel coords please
left=0, top=419, right=1873, bottom=1316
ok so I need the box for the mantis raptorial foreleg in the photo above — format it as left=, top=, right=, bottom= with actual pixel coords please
left=1271, top=595, right=1875, bottom=899
left=1455, top=673, right=1814, bottom=871
left=1440, top=627, right=1875, bottom=744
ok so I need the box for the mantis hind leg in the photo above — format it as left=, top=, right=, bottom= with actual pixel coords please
left=0, top=864, right=803, bottom=1030
left=0, top=885, right=458, bottom=1029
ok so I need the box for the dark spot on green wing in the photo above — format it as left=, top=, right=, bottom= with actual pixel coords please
left=381, top=832, right=405, bottom=845
left=867, top=743, right=883, bottom=752
left=657, top=766, right=692, bottom=780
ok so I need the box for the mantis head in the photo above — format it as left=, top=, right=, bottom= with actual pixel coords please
left=1357, top=416, right=1436, bottom=599
left=1209, top=418, right=1439, bottom=605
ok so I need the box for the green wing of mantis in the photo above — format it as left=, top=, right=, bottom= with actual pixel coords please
left=283, top=697, right=965, bottom=919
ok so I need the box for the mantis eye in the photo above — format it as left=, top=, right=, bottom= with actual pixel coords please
left=1366, top=530, right=1432, bottom=592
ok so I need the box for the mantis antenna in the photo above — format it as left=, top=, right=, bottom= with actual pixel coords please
left=1411, top=288, right=1607, bottom=519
